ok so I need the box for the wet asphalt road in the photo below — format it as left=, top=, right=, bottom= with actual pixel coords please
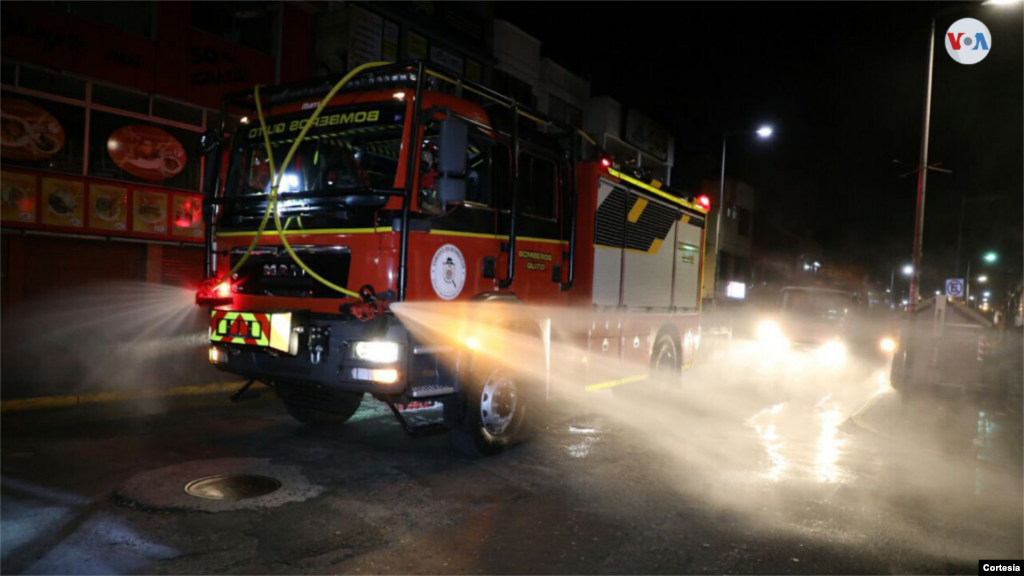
left=2, top=354, right=1022, bottom=575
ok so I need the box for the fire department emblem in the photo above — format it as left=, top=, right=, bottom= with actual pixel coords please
left=430, top=244, right=466, bottom=300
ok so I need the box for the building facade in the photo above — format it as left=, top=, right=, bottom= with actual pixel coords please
left=1, top=1, right=319, bottom=307
left=0, top=1, right=320, bottom=398
left=491, top=20, right=674, bottom=184
left=700, top=179, right=756, bottom=301
left=315, top=3, right=494, bottom=86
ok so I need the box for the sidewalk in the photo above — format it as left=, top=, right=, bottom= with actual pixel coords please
left=850, top=388, right=1023, bottom=471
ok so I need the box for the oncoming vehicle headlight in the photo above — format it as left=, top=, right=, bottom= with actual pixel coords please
left=879, top=337, right=897, bottom=354
left=819, top=340, right=847, bottom=363
left=756, top=320, right=787, bottom=346
left=353, top=341, right=400, bottom=363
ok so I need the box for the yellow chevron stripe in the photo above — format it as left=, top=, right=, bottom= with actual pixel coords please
left=627, top=198, right=648, bottom=223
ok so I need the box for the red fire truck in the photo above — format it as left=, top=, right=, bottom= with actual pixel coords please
left=197, top=62, right=710, bottom=455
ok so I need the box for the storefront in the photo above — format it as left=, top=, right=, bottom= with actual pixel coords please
left=313, top=2, right=493, bottom=89
left=0, top=1, right=312, bottom=399
left=1, top=65, right=210, bottom=307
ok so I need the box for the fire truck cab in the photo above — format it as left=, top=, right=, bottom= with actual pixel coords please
left=198, top=62, right=709, bottom=456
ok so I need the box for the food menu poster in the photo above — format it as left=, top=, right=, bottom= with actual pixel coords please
left=1, top=168, right=202, bottom=242
left=0, top=98, right=66, bottom=162
left=88, top=184, right=128, bottom=231
left=107, top=125, right=186, bottom=182
left=0, top=170, right=38, bottom=223
left=132, top=189, right=170, bottom=235
left=172, top=194, right=204, bottom=239
left=41, top=177, right=85, bottom=228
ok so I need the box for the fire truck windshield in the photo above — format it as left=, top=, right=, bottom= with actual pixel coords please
left=220, top=102, right=406, bottom=228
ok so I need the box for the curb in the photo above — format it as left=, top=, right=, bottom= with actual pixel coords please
left=846, top=392, right=900, bottom=442
left=846, top=391, right=1017, bottom=474
left=0, top=382, right=246, bottom=413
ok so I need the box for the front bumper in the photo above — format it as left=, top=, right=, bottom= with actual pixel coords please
left=209, top=312, right=456, bottom=399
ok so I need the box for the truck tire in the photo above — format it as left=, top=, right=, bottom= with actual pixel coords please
left=447, top=366, right=527, bottom=457
left=285, top=391, right=363, bottom=427
left=650, top=332, right=681, bottom=388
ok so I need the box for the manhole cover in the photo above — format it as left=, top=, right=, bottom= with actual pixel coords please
left=185, top=474, right=281, bottom=500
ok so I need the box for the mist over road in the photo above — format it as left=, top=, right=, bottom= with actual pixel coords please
left=2, top=347, right=1020, bottom=575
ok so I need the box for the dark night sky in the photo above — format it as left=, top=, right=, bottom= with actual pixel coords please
left=497, top=2, right=1023, bottom=290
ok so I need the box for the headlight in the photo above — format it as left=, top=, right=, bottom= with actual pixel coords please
left=756, top=320, right=789, bottom=350
left=351, top=368, right=399, bottom=384
left=879, top=337, right=897, bottom=354
left=819, top=340, right=847, bottom=363
left=353, top=341, right=400, bottom=363
left=208, top=345, right=227, bottom=365
left=757, top=320, right=785, bottom=343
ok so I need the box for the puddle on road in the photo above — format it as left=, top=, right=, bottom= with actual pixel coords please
left=747, top=392, right=855, bottom=485
left=563, top=422, right=604, bottom=459
left=750, top=403, right=788, bottom=482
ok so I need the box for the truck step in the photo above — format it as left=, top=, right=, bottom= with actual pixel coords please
left=385, top=401, right=449, bottom=438
left=410, top=385, right=455, bottom=398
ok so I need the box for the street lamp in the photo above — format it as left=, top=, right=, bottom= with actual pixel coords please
left=965, top=250, right=999, bottom=306
left=889, top=264, right=915, bottom=307
left=954, top=195, right=1004, bottom=277
left=713, top=124, right=774, bottom=305
left=907, top=2, right=1019, bottom=308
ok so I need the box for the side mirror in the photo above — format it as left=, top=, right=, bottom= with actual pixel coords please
left=198, top=129, right=221, bottom=156
left=199, top=129, right=224, bottom=196
left=437, top=177, right=466, bottom=207
left=436, top=118, right=468, bottom=207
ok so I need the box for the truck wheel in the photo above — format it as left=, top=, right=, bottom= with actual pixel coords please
left=285, top=391, right=363, bottom=427
left=650, top=332, right=681, bottom=388
left=447, top=366, right=526, bottom=457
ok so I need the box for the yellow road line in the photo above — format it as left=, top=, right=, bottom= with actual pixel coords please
left=0, top=382, right=245, bottom=412
left=585, top=374, right=648, bottom=392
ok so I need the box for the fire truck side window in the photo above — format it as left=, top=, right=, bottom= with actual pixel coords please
left=520, top=153, right=557, bottom=220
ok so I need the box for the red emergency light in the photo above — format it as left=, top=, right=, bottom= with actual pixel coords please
left=600, top=157, right=612, bottom=168
left=196, top=278, right=234, bottom=306
left=696, top=194, right=711, bottom=211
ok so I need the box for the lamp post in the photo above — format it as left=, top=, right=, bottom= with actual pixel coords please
left=954, top=195, right=1004, bottom=278
left=713, top=125, right=773, bottom=306
left=966, top=251, right=998, bottom=306
left=908, top=0, right=1020, bottom=309
left=890, top=264, right=914, bottom=308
